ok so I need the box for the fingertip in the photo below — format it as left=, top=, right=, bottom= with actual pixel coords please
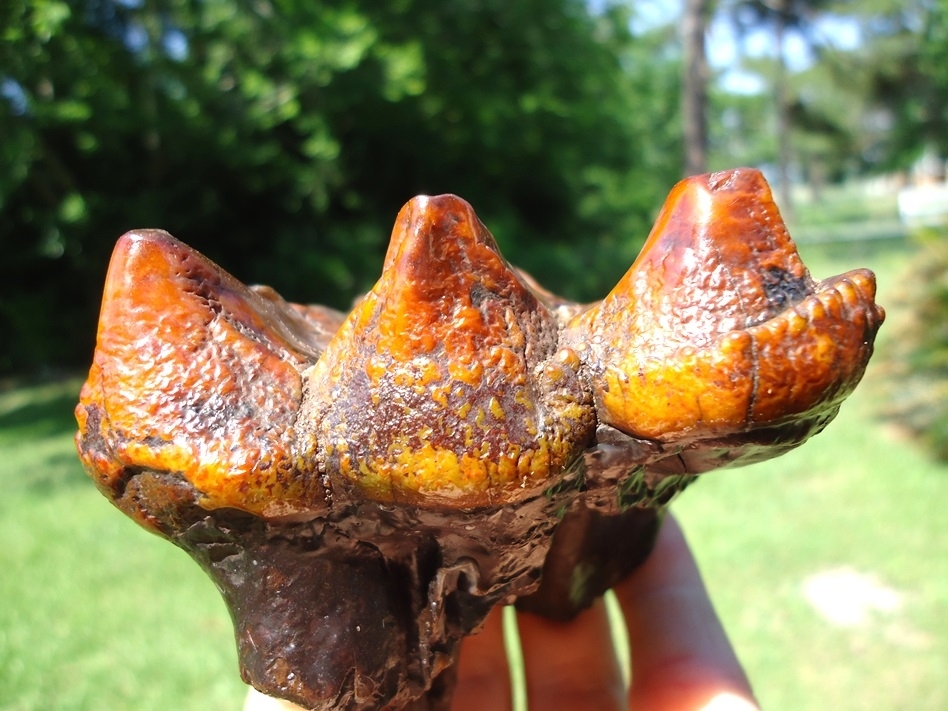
left=517, top=598, right=626, bottom=711
left=243, top=687, right=307, bottom=711
left=614, top=514, right=758, bottom=711
left=698, top=691, right=761, bottom=711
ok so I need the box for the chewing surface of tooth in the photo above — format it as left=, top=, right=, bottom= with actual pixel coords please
left=77, top=168, right=883, bottom=518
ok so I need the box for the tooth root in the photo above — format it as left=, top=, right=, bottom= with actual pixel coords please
left=565, top=168, right=883, bottom=441
left=302, top=195, right=594, bottom=507
left=74, top=230, right=330, bottom=525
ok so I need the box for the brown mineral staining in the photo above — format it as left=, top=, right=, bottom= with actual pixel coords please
left=564, top=169, right=884, bottom=443
left=74, top=168, right=884, bottom=711
left=300, top=194, right=594, bottom=508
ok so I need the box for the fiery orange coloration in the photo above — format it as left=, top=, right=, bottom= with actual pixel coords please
left=565, top=169, right=881, bottom=444
left=75, top=231, right=345, bottom=524
left=299, top=195, right=594, bottom=508
left=74, top=168, right=883, bottom=711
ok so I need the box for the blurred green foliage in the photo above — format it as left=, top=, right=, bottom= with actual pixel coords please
left=856, top=0, right=948, bottom=171
left=703, top=0, right=948, bottom=186
left=878, top=232, right=948, bottom=460
left=0, top=0, right=683, bottom=374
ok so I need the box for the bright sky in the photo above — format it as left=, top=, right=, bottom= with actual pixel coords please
left=627, top=0, right=864, bottom=94
left=710, top=12, right=863, bottom=93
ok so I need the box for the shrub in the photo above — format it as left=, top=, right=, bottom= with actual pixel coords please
left=878, top=231, right=948, bottom=459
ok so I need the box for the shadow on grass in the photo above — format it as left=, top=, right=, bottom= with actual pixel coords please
left=0, top=377, right=93, bottom=502
left=0, top=377, right=83, bottom=440
left=4, top=455, right=94, bottom=507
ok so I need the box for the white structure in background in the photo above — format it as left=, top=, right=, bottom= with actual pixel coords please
left=897, top=145, right=948, bottom=226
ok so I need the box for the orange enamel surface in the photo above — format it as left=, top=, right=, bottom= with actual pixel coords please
left=565, top=168, right=884, bottom=441
left=749, top=269, right=880, bottom=423
left=75, top=169, right=884, bottom=520
left=74, top=230, right=328, bottom=521
left=300, top=195, right=594, bottom=508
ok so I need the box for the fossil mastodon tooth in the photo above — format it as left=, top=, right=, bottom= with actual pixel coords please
left=564, top=168, right=883, bottom=449
left=74, top=168, right=884, bottom=710
left=300, top=194, right=594, bottom=508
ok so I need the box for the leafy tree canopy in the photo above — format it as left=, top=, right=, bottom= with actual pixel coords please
left=0, top=0, right=683, bottom=373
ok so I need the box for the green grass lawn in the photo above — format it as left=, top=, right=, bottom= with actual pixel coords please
left=0, top=380, right=247, bottom=711
left=1, top=231, right=945, bottom=710
left=673, top=234, right=948, bottom=710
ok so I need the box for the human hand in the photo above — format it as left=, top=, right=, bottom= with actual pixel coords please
left=453, top=514, right=760, bottom=711
left=245, top=515, right=759, bottom=711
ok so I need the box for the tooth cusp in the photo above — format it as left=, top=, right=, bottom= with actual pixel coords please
left=747, top=275, right=881, bottom=424
left=560, top=170, right=883, bottom=445
left=300, top=194, right=595, bottom=508
left=75, top=230, right=327, bottom=522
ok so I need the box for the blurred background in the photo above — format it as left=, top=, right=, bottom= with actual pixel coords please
left=1, top=0, right=946, bottom=709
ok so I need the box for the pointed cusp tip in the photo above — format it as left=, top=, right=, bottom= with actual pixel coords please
left=665, top=168, right=775, bottom=211
left=106, top=229, right=188, bottom=271
left=113, top=228, right=179, bottom=251
left=675, top=166, right=770, bottom=195
left=397, top=194, right=479, bottom=229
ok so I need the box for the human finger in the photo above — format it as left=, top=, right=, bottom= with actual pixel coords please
left=243, top=686, right=307, bottom=710
left=452, top=603, right=512, bottom=711
left=516, top=596, right=626, bottom=711
left=614, top=514, right=759, bottom=711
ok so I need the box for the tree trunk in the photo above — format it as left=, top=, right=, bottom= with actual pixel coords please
left=773, top=0, right=794, bottom=220
left=682, top=0, right=710, bottom=176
